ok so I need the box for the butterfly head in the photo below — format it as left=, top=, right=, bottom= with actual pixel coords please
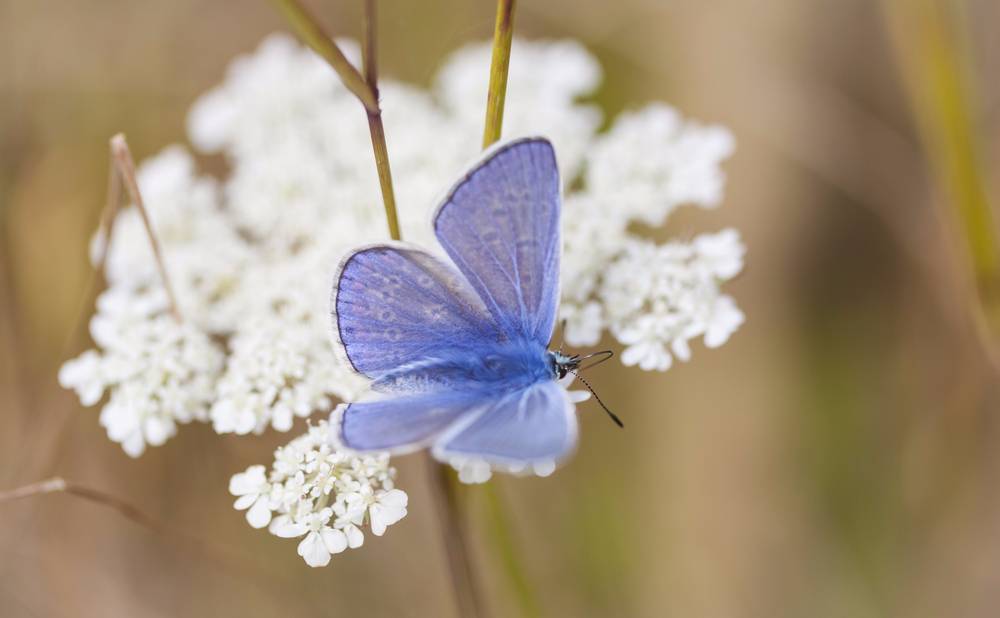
left=549, top=350, right=581, bottom=379
left=549, top=349, right=615, bottom=378
left=548, top=349, right=623, bottom=428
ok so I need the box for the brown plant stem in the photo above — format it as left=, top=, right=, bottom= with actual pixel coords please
left=270, top=0, right=400, bottom=242
left=361, top=0, right=401, bottom=241
left=482, top=0, right=516, bottom=148
left=0, top=477, right=163, bottom=531
left=50, top=135, right=176, bottom=501
left=96, top=155, right=124, bottom=273
left=61, top=154, right=123, bottom=361
left=268, top=0, right=378, bottom=112
left=0, top=477, right=291, bottom=587
left=271, top=2, right=480, bottom=614
left=109, top=134, right=182, bottom=322
left=361, top=3, right=478, bottom=614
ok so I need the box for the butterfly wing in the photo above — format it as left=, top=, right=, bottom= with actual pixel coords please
left=433, top=380, right=577, bottom=467
left=331, top=241, right=502, bottom=379
left=335, top=389, right=486, bottom=454
left=333, top=139, right=575, bottom=469
left=433, top=138, right=561, bottom=346
left=338, top=379, right=576, bottom=466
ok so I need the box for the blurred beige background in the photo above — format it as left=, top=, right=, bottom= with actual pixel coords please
left=3, top=1, right=1000, bottom=616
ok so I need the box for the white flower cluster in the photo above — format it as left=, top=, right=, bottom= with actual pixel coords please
left=229, top=420, right=407, bottom=567
left=601, top=230, right=745, bottom=371
left=558, top=105, right=744, bottom=364
left=60, top=33, right=742, bottom=486
left=58, top=288, right=225, bottom=456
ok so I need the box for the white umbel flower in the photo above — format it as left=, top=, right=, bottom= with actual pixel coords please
left=59, top=288, right=225, bottom=457
left=586, top=103, right=735, bottom=227
left=447, top=457, right=495, bottom=485
left=445, top=455, right=563, bottom=485
left=61, top=33, right=744, bottom=467
left=211, top=313, right=358, bottom=435
left=211, top=255, right=367, bottom=435
left=229, top=465, right=274, bottom=529
left=601, top=232, right=745, bottom=371
left=229, top=421, right=407, bottom=567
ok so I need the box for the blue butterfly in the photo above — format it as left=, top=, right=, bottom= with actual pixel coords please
left=330, top=137, right=616, bottom=474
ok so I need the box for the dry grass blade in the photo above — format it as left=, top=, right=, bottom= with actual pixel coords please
left=109, top=134, right=182, bottom=322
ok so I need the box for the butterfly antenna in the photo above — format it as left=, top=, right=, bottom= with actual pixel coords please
left=569, top=370, right=624, bottom=428
left=576, top=350, right=614, bottom=372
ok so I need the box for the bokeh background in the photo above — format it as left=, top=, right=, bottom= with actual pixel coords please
left=3, top=1, right=1000, bottom=616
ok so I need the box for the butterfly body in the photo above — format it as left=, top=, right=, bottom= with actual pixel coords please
left=371, top=340, right=557, bottom=395
left=331, top=138, right=584, bottom=471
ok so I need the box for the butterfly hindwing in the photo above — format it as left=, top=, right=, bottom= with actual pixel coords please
left=433, top=380, right=577, bottom=466
left=337, top=389, right=485, bottom=454
left=339, top=380, right=576, bottom=465
left=434, top=138, right=561, bottom=346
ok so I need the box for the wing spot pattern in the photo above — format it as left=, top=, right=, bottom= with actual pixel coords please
left=334, top=245, right=500, bottom=377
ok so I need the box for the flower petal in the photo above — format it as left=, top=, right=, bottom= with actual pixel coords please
left=233, top=494, right=256, bottom=510
left=269, top=515, right=306, bottom=538
left=321, top=527, right=348, bottom=554
left=246, top=496, right=273, bottom=529
left=297, top=531, right=331, bottom=567
left=343, top=524, right=364, bottom=549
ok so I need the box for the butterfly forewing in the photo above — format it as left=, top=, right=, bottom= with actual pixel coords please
left=332, top=243, right=501, bottom=379
left=434, top=138, right=561, bottom=346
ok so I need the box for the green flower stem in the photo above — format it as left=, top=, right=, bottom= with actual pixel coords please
left=883, top=0, right=1000, bottom=344
left=364, top=112, right=401, bottom=241
left=274, top=2, right=537, bottom=615
left=478, top=2, right=544, bottom=616
left=482, top=0, right=516, bottom=148
left=482, top=481, right=542, bottom=618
